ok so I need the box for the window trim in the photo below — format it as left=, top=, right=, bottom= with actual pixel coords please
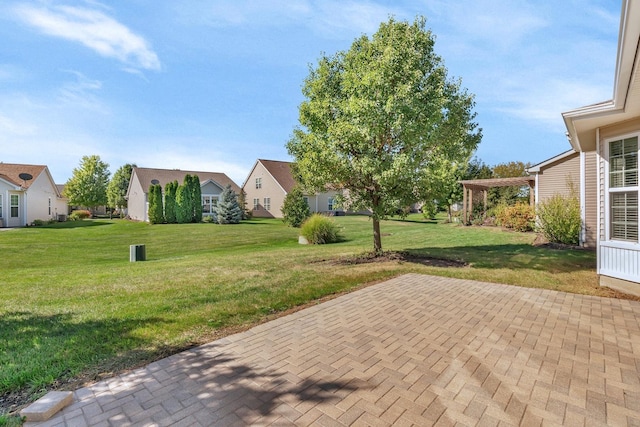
left=604, top=131, right=640, bottom=244
left=263, top=197, right=271, bottom=211
left=10, top=194, right=19, bottom=218
left=201, top=195, right=219, bottom=214
left=253, top=198, right=260, bottom=211
left=255, top=177, right=262, bottom=189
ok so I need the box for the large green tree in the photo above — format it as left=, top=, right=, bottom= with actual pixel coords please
left=287, top=17, right=481, bottom=253
left=64, top=155, right=110, bottom=213
left=107, top=163, right=136, bottom=218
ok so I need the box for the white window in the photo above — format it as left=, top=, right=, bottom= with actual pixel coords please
left=202, top=195, right=218, bottom=214
left=10, top=194, right=19, bottom=218
left=328, top=197, right=335, bottom=211
left=253, top=198, right=260, bottom=210
left=264, top=197, right=271, bottom=211
left=609, top=136, right=639, bottom=242
left=255, top=177, right=262, bottom=189
left=48, top=197, right=52, bottom=215
left=0, top=195, right=3, bottom=218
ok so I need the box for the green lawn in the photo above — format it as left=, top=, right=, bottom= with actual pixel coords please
left=0, top=215, right=604, bottom=415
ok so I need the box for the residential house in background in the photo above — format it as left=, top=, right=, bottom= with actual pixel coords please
left=560, top=0, right=640, bottom=296
left=527, top=149, right=598, bottom=248
left=0, top=163, right=68, bottom=227
left=242, top=159, right=341, bottom=218
left=126, top=167, right=240, bottom=222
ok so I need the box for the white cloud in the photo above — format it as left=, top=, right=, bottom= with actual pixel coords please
left=425, top=0, right=547, bottom=52
left=495, top=78, right=612, bottom=131
left=13, top=3, right=160, bottom=71
left=175, top=0, right=402, bottom=38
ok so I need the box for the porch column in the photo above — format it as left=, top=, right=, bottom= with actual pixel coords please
left=529, top=182, right=535, bottom=206
left=462, top=184, right=468, bottom=224
left=468, top=188, right=473, bottom=222
left=483, top=189, right=487, bottom=215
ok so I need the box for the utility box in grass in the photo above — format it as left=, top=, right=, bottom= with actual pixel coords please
left=130, top=244, right=146, bottom=262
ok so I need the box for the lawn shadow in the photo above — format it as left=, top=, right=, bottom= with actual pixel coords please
left=0, top=311, right=175, bottom=413
left=403, top=243, right=596, bottom=273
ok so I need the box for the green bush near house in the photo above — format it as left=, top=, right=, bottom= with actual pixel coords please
left=537, top=193, right=582, bottom=245
left=495, top=202, right=535, bottom=232
left=69, top=210, right=91, bottom=221
left=282, top=187, right=311, bottom=228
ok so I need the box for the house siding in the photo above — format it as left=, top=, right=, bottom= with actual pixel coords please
left=127, top=171, right=148, bottom=221
left=536, top=153, right=580, bottom=202
left=243, top=162, right=286, bottom=218
left=25, top=171, right=64, bottom=223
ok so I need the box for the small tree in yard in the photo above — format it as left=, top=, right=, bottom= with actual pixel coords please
left=64, top=155, right=110, bottom=213
left=148, top=184, right=164, bottom=224
left=164, top=180, right=178, bottom=224
left=287, top=17, right=481, bottom=253
left=282, top=186, right=311, bottom=227
left=215, top=185, right=243, bottom=224
left=107, top=163, right=136, bottom=218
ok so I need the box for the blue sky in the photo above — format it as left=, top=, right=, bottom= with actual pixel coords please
left=0, top=0, right=621, bottom=185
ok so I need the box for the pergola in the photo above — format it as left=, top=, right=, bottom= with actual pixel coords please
left=459, top=176, right=535, bottom=224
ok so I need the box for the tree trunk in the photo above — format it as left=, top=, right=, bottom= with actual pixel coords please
left=373, top=216, right=382, bottom=255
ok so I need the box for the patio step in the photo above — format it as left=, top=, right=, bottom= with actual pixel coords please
left=20, top=391, right=73, bottom=422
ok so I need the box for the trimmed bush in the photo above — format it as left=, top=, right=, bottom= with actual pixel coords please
left=495, top=202, right=534, bottom=232
left=189, top=175, right=202, bottom=223
left=282, top=186, right=311, bottom=227
left=69, top=210, right=91, bottom=221
left=175, top=179, right=191, bottom=224
left=300, top=214, right=342, bottom=244
left=537, top=193, right=581, bottom=245
left=164, top=180, right=178, bottom=224
left=148, top=184, right=164, bottom=224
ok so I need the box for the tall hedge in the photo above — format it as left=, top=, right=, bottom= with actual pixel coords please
left=164, top=180, right=178, bottom=224
left=175, top=177, right=191, bottom=224
left=148, top=184, right=164, bottom=224
left=189, top=174, right=203, bottom=223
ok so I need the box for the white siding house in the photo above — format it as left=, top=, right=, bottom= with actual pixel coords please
left=0, top=163, right=68, bottom=227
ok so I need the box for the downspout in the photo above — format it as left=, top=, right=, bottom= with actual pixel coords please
left=580, top=151, right=586, bottom=247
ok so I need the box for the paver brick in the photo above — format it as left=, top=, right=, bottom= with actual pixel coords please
left=25, top=274, right=640, bottom=426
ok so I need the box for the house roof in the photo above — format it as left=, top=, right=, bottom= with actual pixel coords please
left=0, top=163, right=47, bottom=189
left=258, top=159, right=297, bottom=193
left=131, top=167, right=240, bottom=194
left=527, top=150, right=577, bottom=174
left=563, top=0, right=640, bottom=152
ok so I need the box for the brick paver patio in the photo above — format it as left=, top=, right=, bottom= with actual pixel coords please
left=27, top=274, right=640, bottom=426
